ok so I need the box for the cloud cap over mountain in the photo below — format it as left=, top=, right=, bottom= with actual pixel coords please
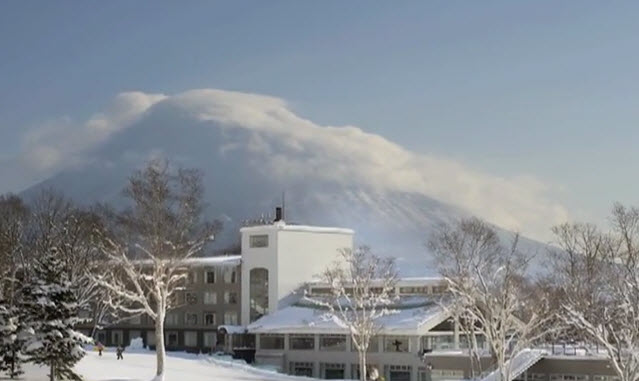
left=3, top=88, right=568, bottom=240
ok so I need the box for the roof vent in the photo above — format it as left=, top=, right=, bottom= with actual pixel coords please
left=274, top=207, right=283, bottom=222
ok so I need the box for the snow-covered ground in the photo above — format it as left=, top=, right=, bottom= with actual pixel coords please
left=18, top=349, right=311, bottom=381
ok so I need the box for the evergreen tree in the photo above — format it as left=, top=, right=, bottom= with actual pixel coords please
left=21, top=247, right=90, bottom=381
left=0, top=300, right=23, bottom=378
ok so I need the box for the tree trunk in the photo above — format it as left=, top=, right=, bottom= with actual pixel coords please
left=154, top=309, right=166, bottom=381
left=359, top=349, right=367, bottom=381
left=49, top=360, right=55, bottom=381
left=10, top=350, right=16, bottom=379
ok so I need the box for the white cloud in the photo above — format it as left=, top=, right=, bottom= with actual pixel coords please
left=0, top=88, right=569, bottom=239
left=0, top=92, right=166, bottom=192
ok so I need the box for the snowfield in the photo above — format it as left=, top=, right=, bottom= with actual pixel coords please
left=20, top=349, right=311, bottom=381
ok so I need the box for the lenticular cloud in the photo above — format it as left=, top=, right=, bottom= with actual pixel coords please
left=7, top=88, right=568, bottom=240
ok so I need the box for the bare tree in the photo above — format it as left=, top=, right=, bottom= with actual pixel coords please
left=305, top=246, right=398, bottom=381
left=546, top=222, right=613, bottom=344
left=557, top=204, right=639, bottom=381
left=90, top=160, right=220, bottom=381
left=429, top=217, right=554, bottom=381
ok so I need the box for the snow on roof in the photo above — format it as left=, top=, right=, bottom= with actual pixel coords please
left=240, top=221, right=354, bottom=235
left=132, top=255, right=242, bottom=267
left=247, top=303, right=449, bottom=335
left=217, top=325, right=247, bottom=334
left=182, top=255, right=241, bottom=267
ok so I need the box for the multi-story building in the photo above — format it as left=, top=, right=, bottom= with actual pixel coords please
left=87, top=212, right=620, bottom=381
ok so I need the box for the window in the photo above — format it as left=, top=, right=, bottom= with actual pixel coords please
left=224, top=311, right=238, bottom=325
left=551, top=375, right=589, bottom=381
left=432, top=285, right=447, bottom=294
left=321, top=363, right=345, bottom=380
left=185, top=313, right=198, bottom=326
left=111, top=330, right=123, bottom=345
left=250, top=268, right=269, bottom=322
left=459, top=334, right=485, bottom=350
left=385, top=365, right=412, bottom=381
left=166, top=331, right=178, bottom=347
left=399, top=286, right=429, bottom=295
left=422, top=334, right=456, bottom=352
left=203, top=332, right=216, bottom=348
left=96, top=331, right=107, bottom=345
left=430, top=369, right=463, bottom=380
left=351, top=336, right=378, bottom=352
left=205, top=270, right=216, bottom=284
left=185, top=292, right=198, bottom=305
left=146, top=331, right=156, bottom=346
left=260, top=334, right=284, bottom=350
left=529, top=374, right=547, bottom=381
left=594, top=377, right=620, bottom=381
left=224, top=268, right=238, bottom=283
left=311, top=287, right=331, bottom=295
left=250, top=234, right=269, bottom=248
left=188, top=271, right=198, bottom=284
left=129, top=330, right=142, bottom=342
left=204, top=312, right=216, bottom=326
left=290, top=362, right=314, bottom=377
left=320, top=335, right=347, bottom=351
left=351, top=364, right=379, bottom=381
left=225, top=291, right=238, bottom=304
left=384, top=336, right=409, bottom=352
left=165, top=313, right=179, bottom=326
left=289, top=335, right=315, bottom=350
left=184, top=331, right=197, bottom=347
left=204, top=291, right=217, bottom=304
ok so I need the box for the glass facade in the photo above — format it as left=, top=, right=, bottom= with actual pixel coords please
left=320, top=335, right=347, bottom=351
left=351, top=336, right=379, bottom=352
left=384, top=336, right=409, bottom=352
left=250, top=268, right=269, bottom=322
left=260, top=334, right=285, bottom=350
left=289, top=335, right=315, bottom=350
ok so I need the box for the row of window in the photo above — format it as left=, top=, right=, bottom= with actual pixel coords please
left=308, top=285, right=447, bottom=297
left=165, top=311, right=238, bottom=326
left=288, top=362, right=463, bottom=381
left=260, top=334, right=412, bottom=352
left=289, top=362, right=370, bottom=379
left=259, top=333, right=484, bottom=352
left=514, top=375, right=619, bottom=381
left=187, top=267, right=238, bottom=285
left=93, top=330, right=218, bottom=348
left=183, top=291, right=238, bottom=305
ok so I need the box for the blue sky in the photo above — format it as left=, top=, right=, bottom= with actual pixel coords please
left=1, top=1, right=638, bottom=225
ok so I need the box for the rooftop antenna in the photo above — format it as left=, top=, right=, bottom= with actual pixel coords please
left=281, top=191, right=286, bottom=221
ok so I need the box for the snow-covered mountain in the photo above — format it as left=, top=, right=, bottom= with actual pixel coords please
left=20, top=89, right=561, bottom=275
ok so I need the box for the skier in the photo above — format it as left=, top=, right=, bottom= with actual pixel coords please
left=116, top=345, right=124, bottom=360
left=96, top=342, right=104, bottom=356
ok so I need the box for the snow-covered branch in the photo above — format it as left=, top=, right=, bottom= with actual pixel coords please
left=305, top=246, right=398, bottom=381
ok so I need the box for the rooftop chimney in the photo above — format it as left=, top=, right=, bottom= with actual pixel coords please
left=274, top=207, right=283, bottom=222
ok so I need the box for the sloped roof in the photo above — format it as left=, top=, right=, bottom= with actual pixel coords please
left=247, top=302, right=449, bottom=335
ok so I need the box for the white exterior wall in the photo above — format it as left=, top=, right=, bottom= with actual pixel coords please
left=240, top=227, right=279, bottom=326
left=276, top=229, right=353, bottom=309
left=240, top=223, right=354, bottom=326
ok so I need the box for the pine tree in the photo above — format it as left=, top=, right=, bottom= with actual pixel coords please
left=0, top=300, right=23, bottom=378
left=21, top=247, right=91, bottom=381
